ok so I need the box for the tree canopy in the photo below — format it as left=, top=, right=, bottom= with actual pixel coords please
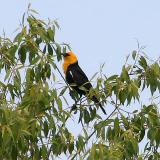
left=0, top=8, right=160, bottom=160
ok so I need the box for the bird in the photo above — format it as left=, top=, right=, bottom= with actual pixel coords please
left=62, top=51, right=106, bottom=114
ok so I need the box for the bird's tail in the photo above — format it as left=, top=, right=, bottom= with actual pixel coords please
left=92, top=96, right=106, bottom=114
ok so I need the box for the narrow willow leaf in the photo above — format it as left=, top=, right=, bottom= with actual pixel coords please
left=56, top=44, right=62, bottom=61
left=18, top=45, right=27, bottom=64
left=41, top=145, right=47, bottom=159
left=47, top=27, right=55, bottom=41
left=14, top=32, right=22, bottom=43
left=57, top=98, right=62, bottom=111
left=43, top=121, right=49, bottom=138
left=29, top=9, right=39, bottom=15
left=4, top=69, right=11, bottom=81
left=139, top=56, right=147, bottom=70
left=84, top=109, right=90, bottom=124
left=114, top=117, right=120, bottom=133
left=48, top=44, right=53, bottom=55
left=30, top=56, right=40, bottom=65
left=132, top=50, right=137, bottom=60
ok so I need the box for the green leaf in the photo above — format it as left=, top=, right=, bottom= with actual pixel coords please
left=84, top=109, right=90, bottom=124
left=18, top=45, right=27, bottom=64
left=56, top=44, right=62, bottom=61
left=133, top=110, right=138, bottom=113
left=6, top=126, right=14, bottom=139
left=37, top=27, right=50, bottom=42
left=14, top=32, right=23, bottom=43
left=107, top=75, right=118, bottom=81
left=89, top=107, right=96, bottom=120
left=48, top=44, right=53, bottom=55
left=47, top=27, right=55, bottom=41
left=121, top=115, right=129, bottom=129
left=45, top=63, right=51, bottom=78
left=68, top=142, right=74, bottom=154
left=30, top=56, right=40, bottom=65
left=22, top=12, right=25, bottom=25
left=11, top=145, right=18, bottom=160
left=7, top=84, right=15, bottom=100
left=54, top=20, right=60, bottom=29
left=132, top=50, right=137, bottom=60
left=26, top=68, right=34, bottom=82
left=119, top=89, right=127, bottom=104
left=8, top=45, right=18, bottom=62
left=62, top=46, right=66, bottom=54
left=35, top=38, right=42, bottom=46
left=148, top=155, right=153, bottom=160
left=59, top=86, right=68, bottom=96
left=114, top=117, right=120, bottom=133
left=120, top=66, right=130, bottom=82
left=43, top=121, right=49, bottom=138
left=139, top=128, right=145, bottom=142
left=21, top=130, right=32, bottom=136
left=4, top=69, right=11, bottom=81
left=56, top=98, right=62, bottom=111
left=139, top=56, right=147, bottom=70
left=41, top=145, right=47, bottom=159
left=14, top=74, right=21, bottom=91
left=131, top=138, right=138, bottom=154
left=76, top=135, right=85, bottom=151
left=137, top=156, right=143, bottom=160
left=106, top=126, right=112, bottom=140
left=29, top=9, right=39, bottom=15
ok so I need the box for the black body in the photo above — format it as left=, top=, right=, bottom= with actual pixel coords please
left=66, top=62, right=106, bottom=114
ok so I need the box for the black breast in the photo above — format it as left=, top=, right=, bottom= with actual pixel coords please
left=66, top=62, right=93, bottom=96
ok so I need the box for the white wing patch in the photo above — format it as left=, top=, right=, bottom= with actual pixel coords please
left=69, top=71, right=73, bottom=78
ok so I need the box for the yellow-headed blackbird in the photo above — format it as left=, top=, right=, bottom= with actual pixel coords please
left=62, top=51, right=106, bottom=114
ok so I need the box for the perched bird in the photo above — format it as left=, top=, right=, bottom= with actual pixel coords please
left=62, top=51, right=106, bottom=114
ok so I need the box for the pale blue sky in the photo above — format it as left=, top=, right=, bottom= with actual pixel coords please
left=0, top=0, right=160, bottom=76
left=0, top=1, right=160, bottom=158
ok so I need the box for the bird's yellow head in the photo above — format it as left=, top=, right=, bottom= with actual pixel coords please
left=62, top=51, right=78, bottom=74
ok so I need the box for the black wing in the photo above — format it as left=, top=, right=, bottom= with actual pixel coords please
left=66, top=62, right=92, bottom=91
left=66, top=62, right=106, bottom=114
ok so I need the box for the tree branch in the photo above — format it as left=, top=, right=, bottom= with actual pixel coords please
left=70, top=107, right=117, bottom=160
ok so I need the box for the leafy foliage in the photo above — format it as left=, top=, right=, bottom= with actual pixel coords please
left=0, top=8, right=160, bottom=160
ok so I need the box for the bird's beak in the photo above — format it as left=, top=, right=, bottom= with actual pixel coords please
left=61, top=53, right=67, bottom=57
